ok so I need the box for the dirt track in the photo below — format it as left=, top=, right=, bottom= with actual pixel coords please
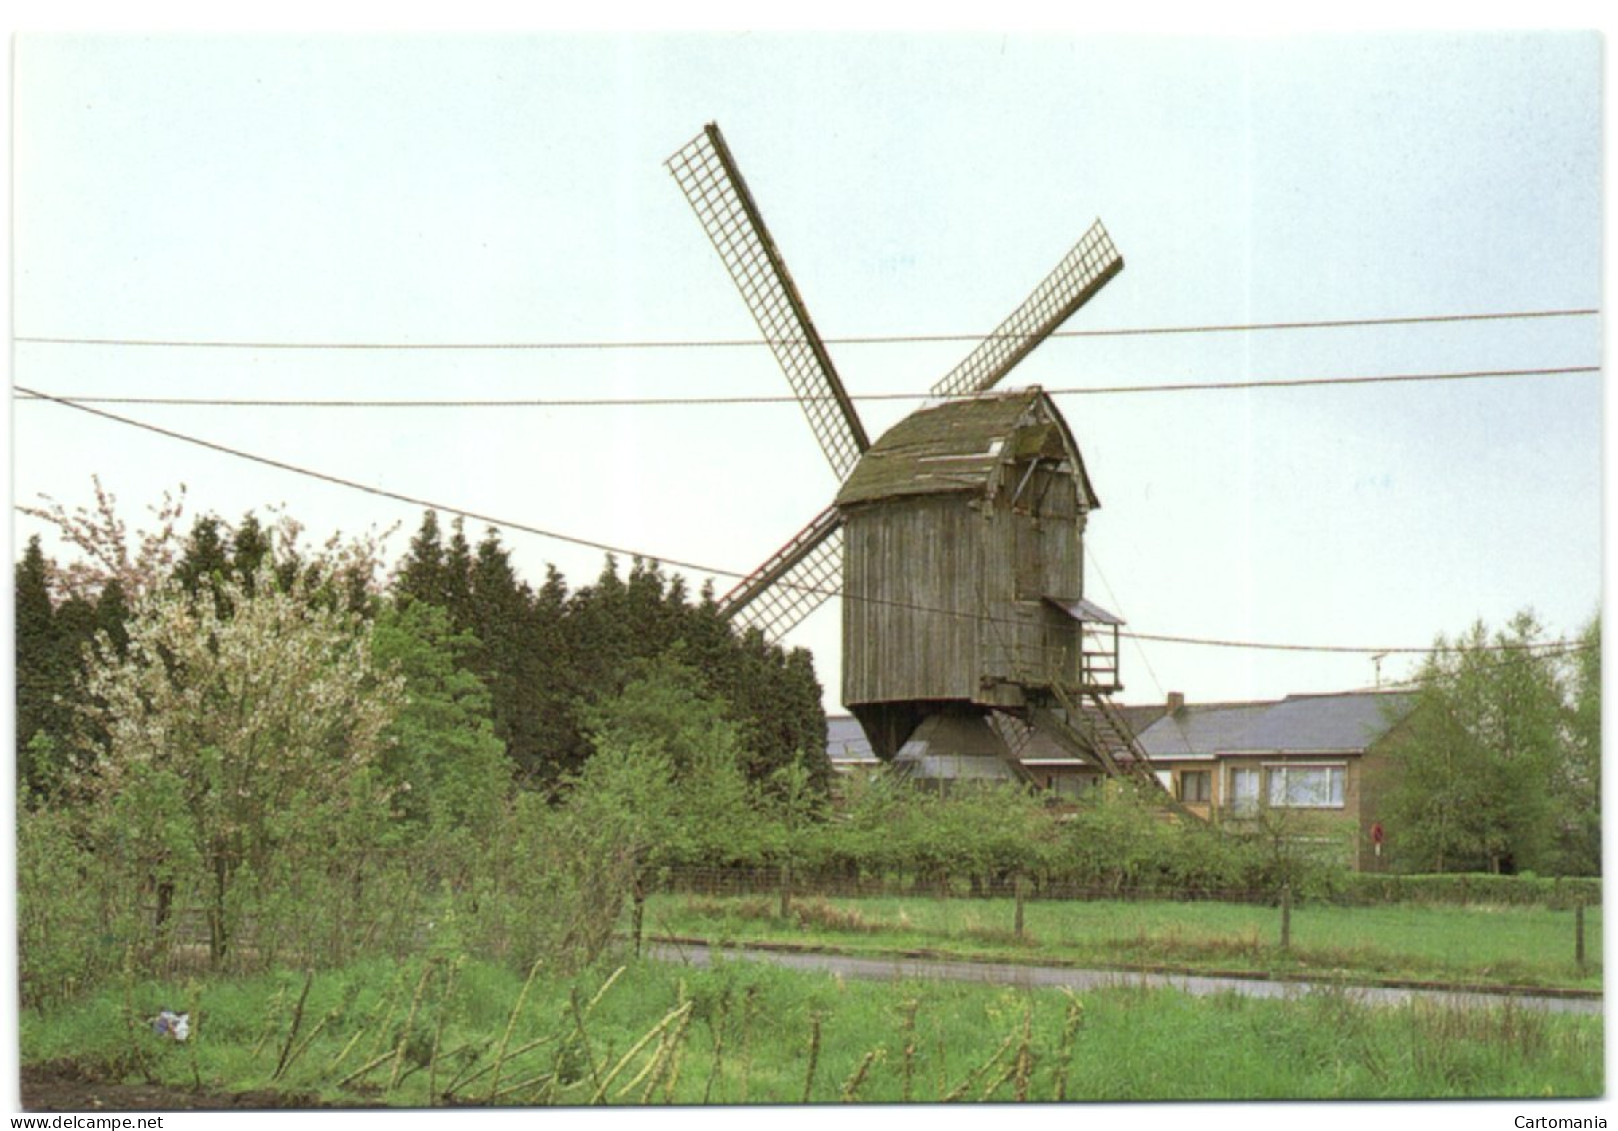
left=18, top=1060, right=344, bottom=1112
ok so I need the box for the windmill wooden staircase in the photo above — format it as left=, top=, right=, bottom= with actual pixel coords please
left=1034, top=682, right=1199, bottom=818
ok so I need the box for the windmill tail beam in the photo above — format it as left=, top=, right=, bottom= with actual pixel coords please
left=929, top=219, right=1123, bottom=400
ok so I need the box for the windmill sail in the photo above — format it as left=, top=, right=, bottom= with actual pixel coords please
left=667, top=123, right=869, bottom=481
left=718, top=505, right=843, bottom=641
left=929, top=219, right=1123, bottom=399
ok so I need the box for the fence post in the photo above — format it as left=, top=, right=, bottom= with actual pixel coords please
left=1014, top=874, right=1027, bottom=940
left=633, top=881, right=645, bottom=959
left=779, top=860, right=793, bottom=920
left=1279, top=883, right=1292, bottom=952
left=1576, top=901, right=1586, bottom=971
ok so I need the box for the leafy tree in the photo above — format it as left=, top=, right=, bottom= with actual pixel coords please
left=763, top=753, right=827, bottom=859
left=1551, top=614, right=1601, bottom=874
left=575, top=655, right=761, bottom=874
left=937, top=782, right=1056, bottom=893
left=1384, top=612, right=1573, bottom=874
left=824, top=768, right=914, bottom=876
left=368, top=599, right=510, bottom=832
left=74, top=569, right=403, bottom=962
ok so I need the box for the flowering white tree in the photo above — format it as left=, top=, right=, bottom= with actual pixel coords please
left=21, top=475, right=397, bottom=606
left=77, top=569, right=403, bottom=963
left=19, top=476, right=188, bottom=602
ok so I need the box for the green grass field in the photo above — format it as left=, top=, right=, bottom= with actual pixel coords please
left=17, top=953, right=1604, bottom=1105
left=646, top=892, right=1604, bottom=991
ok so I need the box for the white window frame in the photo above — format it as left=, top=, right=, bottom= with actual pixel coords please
left=1227, top=766, right=1262, bottom=814
left=1264, top=762, right=1346, bottom=810
left=1178, top=769, right=1212, bottom=803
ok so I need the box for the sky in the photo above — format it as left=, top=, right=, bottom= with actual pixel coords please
left=9, top=31, right=1604, bottom=715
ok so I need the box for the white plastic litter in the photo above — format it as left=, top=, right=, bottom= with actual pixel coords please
left=152, top=1010, right=190, bottom=1041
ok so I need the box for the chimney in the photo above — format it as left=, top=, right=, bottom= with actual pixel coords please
left=1166, top=692, right=1185, bottom=714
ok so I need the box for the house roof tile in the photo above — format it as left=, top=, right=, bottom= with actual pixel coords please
left=1136, top=691, right=1414, bottom=758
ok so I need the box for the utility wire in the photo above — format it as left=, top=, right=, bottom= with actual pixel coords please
left=15, top=384, right=1598, bottom=660
left=11, top=366, right=1600, bottom=409
left=11, top=307, right=1598, bottom=353
left=1122, top=632, right=1591, bottom=656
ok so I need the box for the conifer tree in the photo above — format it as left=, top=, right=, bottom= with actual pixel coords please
left=94, top=578, right=132, bottom=660
left=15, top=537, right=62, bottom=795
left=468, top=527, right=546, bottom=780
left=395, top=510, right=449, bottom=609
left=173, top=515, right=231, bottom=602
left=229, top=512, right=274, bottom=596
left=528, top=564, right=585, bottom=784
left=443, top=517, right=475, bottom=627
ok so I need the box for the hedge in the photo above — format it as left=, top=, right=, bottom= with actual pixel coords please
left=1336, top=872, right=1600, bottom=909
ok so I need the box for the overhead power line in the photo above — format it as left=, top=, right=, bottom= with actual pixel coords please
left=12, top=307, right=1598, bottom=353
left=1123, top=632, right=1590, bottom=656
left=15, top=385, right=1597, bottom=661
left=11, top=365, right=1599, bottom=409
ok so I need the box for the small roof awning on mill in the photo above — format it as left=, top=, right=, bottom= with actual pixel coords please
left=1043, top=597, right=1125, bottom=626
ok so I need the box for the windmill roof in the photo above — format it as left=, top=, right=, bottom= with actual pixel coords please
left=835, top=387, right=1097, bottom=508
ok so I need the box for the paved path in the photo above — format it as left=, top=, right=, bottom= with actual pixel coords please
left=646, top=941, right=1602, bottom=1015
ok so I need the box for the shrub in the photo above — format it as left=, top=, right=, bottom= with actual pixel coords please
left=16, top=808, right=134, bottom=1008
left=1336, top=872, right=1601, bottom=909
left=454, top=791, right=636, bottom=974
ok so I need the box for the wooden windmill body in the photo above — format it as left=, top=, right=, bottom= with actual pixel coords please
left=667, top=123, right=1168, bottom=792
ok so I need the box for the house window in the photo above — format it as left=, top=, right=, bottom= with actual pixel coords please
left=1228, top=767, right=1261, bottom=814
left=1266, top=765, right=1345, bottom=809
left=1179, top=770, right=1212, bottom=803
left=1059, top=776, right=1094, bottom=799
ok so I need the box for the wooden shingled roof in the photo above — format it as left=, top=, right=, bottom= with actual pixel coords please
left=835, top=387, right=1099, bottom=509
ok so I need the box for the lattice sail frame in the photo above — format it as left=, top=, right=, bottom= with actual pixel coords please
left=718, top=508, right=843, bottom=640
left=667, top=124, right=869, bottom=481
left=929, top=219, right=1124, bottom=399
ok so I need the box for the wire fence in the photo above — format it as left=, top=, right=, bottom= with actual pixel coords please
left=652, top=864, right=1291, bottom=906
left=649, top=863, right=1603, bottom=910
left=643, top=865, right=1602, bottom=979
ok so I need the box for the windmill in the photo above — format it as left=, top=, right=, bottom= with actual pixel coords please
left=667, top=122, right=1170, bottom=796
